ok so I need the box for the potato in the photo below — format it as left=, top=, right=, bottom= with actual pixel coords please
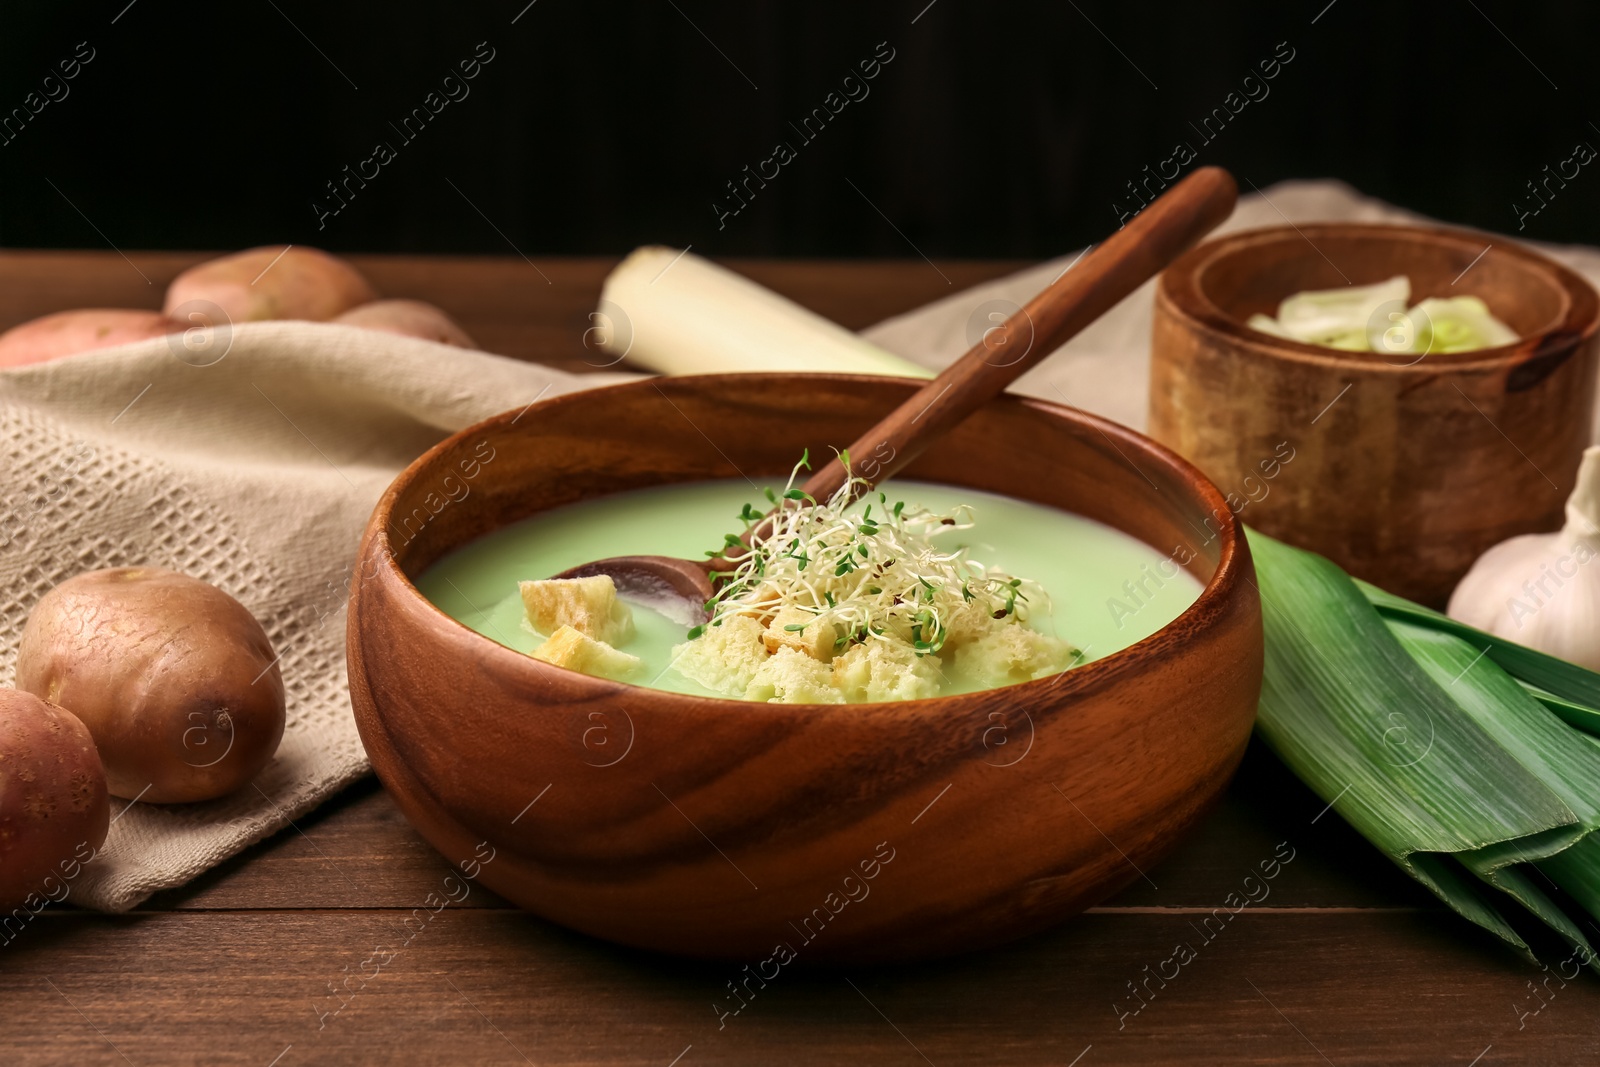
left=163, top=245, right=376, bottom=323
left=17, top=568, right=286, bottom=803
left=0, top=688, right=109, bottom=910
left=334, top=299, right=478, bottom=349
left=0, top=308, right=183, bottom=368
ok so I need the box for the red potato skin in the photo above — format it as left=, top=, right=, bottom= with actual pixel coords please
left=0, top=308, right=183, bottom=368
left=334, top=299, right=478, bottom=349
left=0, top=689, right=109, bottom=911
left=163, top=245, right=377, bottom=323
left=16, top=568, right=286, bottom=804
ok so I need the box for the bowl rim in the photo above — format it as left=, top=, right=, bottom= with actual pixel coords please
left=355, top=372, right=1253, bottom=713
left=1158, top=221, right=1600, bottom=371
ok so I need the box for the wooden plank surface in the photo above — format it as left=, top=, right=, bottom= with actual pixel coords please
left=8, top=909, right=1593, bottom=1067
left=0, top=250, right=1593, bottom=1064
left=0, top=249, right=1028, bottom=373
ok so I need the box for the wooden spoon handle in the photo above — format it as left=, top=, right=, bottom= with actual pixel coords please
left=801, top=165, right=1238, bottom=503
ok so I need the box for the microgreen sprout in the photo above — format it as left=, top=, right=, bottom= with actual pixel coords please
left=697, top=452, right=1049, bottom=657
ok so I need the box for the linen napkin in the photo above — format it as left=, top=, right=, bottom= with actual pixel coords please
left=0, top=322, right=629, bottom=910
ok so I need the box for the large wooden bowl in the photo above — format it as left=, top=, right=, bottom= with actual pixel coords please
left=346, top=374, right=1262, bottom=962
left=1151, top=223, right=1600, bottom=606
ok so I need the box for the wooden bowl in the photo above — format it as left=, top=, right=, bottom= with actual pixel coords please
left=1151, top=223, right=1600, bottom=606
left=346, top=374, right=1263, bottom=962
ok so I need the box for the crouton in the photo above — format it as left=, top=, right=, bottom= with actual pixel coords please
left=950, top=623, right=1080, bottom=688
left=519, top=575, right=634, bottom=645
left=672, top=615, right=769, bottom=696
left=832, top=640, right=944, bottom=702
left=745, top=647, right=845, bottom=704
left=940, top=596, right=1003, bottom=648
left=760, top=605, right=841, bottom=662
left=530, top=625, right=642, bottom=681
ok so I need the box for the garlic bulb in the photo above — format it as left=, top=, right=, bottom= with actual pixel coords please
left=1447, top=446, right=1600, bottom=669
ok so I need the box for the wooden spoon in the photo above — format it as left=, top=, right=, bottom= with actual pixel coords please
left=557, top=166, right=1239, bottom=624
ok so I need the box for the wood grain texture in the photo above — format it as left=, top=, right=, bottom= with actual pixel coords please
left=2, top=909, right=1593, bottom=1066
left=136, top=739, right=1432, bottom=915
left=1150, top=223, right=1600, bottom=605
left=347, top=374, right=1263, bottom=962
left=0, top=250, right=1026, bottom=374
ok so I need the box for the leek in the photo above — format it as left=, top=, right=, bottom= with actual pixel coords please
left=595, top=247, right=933, bottom=378
left=1254, top=528, right=1600, bottom=965
left=1272, top=275, right=1410, bottom=350
left=1540, top=834, right=1600, bottom=925
left=1246, top=276, right=1519, bottom=354
left=1358, top=579, right=1600, bottom=712
left=1413, top=296, right=1519, bottom=352
left=1518, top=682, right=1600, bottom=737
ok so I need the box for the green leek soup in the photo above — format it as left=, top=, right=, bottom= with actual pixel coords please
left=417, top=480, right=1202, bottom=699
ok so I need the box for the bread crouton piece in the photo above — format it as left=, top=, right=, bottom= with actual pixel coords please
left=832, top=640, right=944, bottom=702
left=519, top=575, right=634, bottom=645
left=745, top=647, right=845, bottom=704
left=760, top=605, right=841, bottom=662
left=950, top=623, right=1080, bottom=688
left=940, top=596, right=1003, bottom=649
left=671, top=615, right=769, bottom=696
left=531, top=625, right=643, bottom=681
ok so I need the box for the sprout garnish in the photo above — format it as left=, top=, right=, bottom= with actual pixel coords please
left=697, top=452, right=1046, bottom=657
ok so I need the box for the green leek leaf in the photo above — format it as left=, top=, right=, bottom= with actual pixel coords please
left=1358, top=579, right=1600, bottom=721
left=1251, top=530, right=1576, bottom=856
left=1248, top=529, right=1597, bottom=955
left=1518, top=681, right=1600, bottom=737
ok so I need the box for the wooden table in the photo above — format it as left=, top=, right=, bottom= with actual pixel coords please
left=1, top=252, right=1595, bottom=1066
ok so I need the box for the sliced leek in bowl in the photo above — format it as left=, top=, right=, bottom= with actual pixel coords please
left=1246, top=275, right=1518, bottom=356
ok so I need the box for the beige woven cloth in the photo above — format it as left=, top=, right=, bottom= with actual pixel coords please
left=8, top=179, right=1597, bottom=911
left=0, top=322, right=628, bottom=910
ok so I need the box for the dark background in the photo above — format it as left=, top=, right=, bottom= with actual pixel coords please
left=0, top=0, right=1594, bottom=258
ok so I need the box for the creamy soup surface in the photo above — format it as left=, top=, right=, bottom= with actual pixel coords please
left=417, top=479, right=1204, bottom=698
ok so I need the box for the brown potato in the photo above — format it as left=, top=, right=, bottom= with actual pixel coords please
left=17, top=568, right=286, bottom=803
left=0, top=688, right=109, bottom=911
left=163, top=245, right=376, bottom=323
left=0, top=308, right=183, bottom=368
left=334, top=299, right=478, bottom=349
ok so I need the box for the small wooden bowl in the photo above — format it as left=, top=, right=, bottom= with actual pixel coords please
left=1151, top=223, right=1600, bottom=606
left=346, top=374, right=1262, bottom=962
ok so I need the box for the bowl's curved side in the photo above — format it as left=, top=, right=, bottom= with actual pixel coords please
left=348, top=374, right=1263, bottom=962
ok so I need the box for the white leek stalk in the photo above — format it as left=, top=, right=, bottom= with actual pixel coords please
left=1448, top=447, right=1600, bottom=669
left=1276, top=275, right=1411, bottom=350
left=595, top=247, right=932, bottom=378
left=1410, top=296, right=1519, bottom=353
